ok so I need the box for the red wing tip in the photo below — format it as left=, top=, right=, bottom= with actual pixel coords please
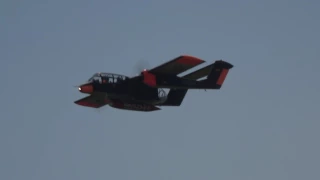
left=74, top=101, right=99, bottom=108
left=177, top=55, right=205, bottom=66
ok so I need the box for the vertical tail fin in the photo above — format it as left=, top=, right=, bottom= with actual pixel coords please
left=200, top=60, right=233, bottom=89
left=159, top=89, right=188, bottom=106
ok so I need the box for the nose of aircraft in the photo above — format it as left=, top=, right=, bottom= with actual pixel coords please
left=78, top=83, right=93, bottom=94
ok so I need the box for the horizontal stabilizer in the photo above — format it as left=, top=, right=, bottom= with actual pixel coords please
left=182, top=63, right=215, bottom=80
left=74, top=94, right=109, bottom=108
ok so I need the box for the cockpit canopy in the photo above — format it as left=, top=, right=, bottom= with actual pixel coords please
left=88, top=73, right=129, bottom=84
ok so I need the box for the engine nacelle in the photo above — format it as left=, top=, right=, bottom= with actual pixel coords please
left=142, top=70, right=157, bottom=87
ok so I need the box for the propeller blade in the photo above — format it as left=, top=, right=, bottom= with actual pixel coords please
left=133, top=59, right=150, bottom=75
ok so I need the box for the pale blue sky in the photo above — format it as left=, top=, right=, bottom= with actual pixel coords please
left=1, top=0, right=320, bottom=179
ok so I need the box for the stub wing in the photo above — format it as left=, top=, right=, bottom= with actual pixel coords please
left=74, top=94, right=109, bottom=108
left=109, top=99, right=160, bottom=112
left=148, top=55, right=205, bottom=75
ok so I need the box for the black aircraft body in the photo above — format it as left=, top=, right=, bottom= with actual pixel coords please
left=74, top=55, right=233, bottom=112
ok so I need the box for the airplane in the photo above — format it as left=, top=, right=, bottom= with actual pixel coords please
left=74, top=55, right=233, bottom=112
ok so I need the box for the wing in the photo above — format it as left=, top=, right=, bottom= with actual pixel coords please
left=148, top=55, right=205, bottom=75
left=181, top=63, right=215, bottom=80
left=74, top=94, right=109, bottom=108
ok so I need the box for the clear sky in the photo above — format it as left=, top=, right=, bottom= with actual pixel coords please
left=1, top=0, right=320, bottom=179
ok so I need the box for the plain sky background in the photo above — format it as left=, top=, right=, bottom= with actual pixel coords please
left=1, top=0, right=320, bottom=179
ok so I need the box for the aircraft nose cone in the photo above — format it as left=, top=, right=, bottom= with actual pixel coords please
left=78, top=84, right=93, bottom=94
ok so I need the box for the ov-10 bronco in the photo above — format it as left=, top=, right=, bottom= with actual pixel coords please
left=74, top=55, right=233, bottom=112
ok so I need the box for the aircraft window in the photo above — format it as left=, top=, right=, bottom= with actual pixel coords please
left=100, top=76, right=108, bottom=83
left=113, top=75, right=119, bottom=83
left=108, top=77, right=113, bottom=83
left=89, top=73, right=128, bottom=84
left=117, top=77, right=122, bottom=83
left=88, top=73, right=100, bottom=82
left=93, top=76, right=101, bottom=83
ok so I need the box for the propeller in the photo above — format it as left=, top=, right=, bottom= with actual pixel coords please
left=73, top=85, right=82, bottom=91
left=133, top=58, right=150, bottom=76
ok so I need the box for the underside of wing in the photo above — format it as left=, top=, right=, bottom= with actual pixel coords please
left=74, top=94, right=109, bottom=108
left=148, top=55, right=205, bottom=75
left=181, top=63, right=214, bottom=80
